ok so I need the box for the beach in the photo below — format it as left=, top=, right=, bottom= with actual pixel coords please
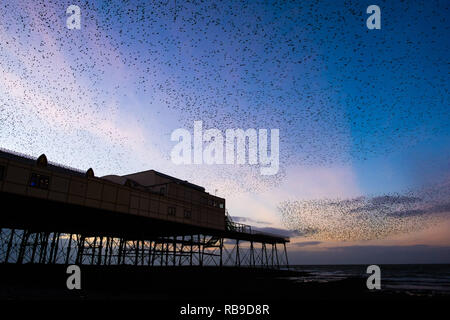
left=1, top=264, right=449, bottom=301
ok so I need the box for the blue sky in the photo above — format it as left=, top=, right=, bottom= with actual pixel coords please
left=0, top=0, right=448, bottom=263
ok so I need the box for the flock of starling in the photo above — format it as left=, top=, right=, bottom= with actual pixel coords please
left=280, top=180, right=450, bottom=241
left=0, top=1, right=448, bottom=240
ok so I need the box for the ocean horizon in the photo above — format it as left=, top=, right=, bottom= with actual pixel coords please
left=289, top=264, right=450, bottom=296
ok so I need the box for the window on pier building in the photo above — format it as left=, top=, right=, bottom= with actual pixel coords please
left=29, top=172, right=50, bottom=190
left=184, top=210, right=192, bottom=219
left=0, top=165, right=4, bottom=181
left=168, top=206, right=176, bottom=216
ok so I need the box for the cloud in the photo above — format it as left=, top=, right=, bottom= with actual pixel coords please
left=386, top=202, right=450, bottom=218
left=292, top=241, right=322, bottom=247
left=253, top=227, right=302, bottom=238
left=231, top=216, right=273, bottom=226
left=370, top=195, right=421, bottom=206
left=288, top=245, right=450, bottom=265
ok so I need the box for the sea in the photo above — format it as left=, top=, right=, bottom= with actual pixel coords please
left=290, top=264, right=450, bottom=296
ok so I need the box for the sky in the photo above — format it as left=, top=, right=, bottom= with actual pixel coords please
left=0, top=0, right=449, bottom=264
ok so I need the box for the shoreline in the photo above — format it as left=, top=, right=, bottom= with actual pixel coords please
left=0, top=264, right=448, bottom=302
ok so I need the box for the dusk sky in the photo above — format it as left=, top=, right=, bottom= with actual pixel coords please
left=0, top=0, right=449, bottom=264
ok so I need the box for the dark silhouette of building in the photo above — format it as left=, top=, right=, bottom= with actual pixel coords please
left=0, top=148, right=289, bottom=268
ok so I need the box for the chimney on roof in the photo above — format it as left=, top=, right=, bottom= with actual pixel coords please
left=86, top=168, right=95, bottom=178
left=36, top=154, right=48, bottom=168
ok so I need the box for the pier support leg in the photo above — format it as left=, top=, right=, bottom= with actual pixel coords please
left=283, top=243, right=289, bottom=270
left=219, top=238, right=223, bottom=267
left=236, top=240, right=240, bottom=267
left=65, top=234, right=72, bottom=265
left=17, top=230, right=30, bottom=264
left=5, top=229, right=15, bottom=263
